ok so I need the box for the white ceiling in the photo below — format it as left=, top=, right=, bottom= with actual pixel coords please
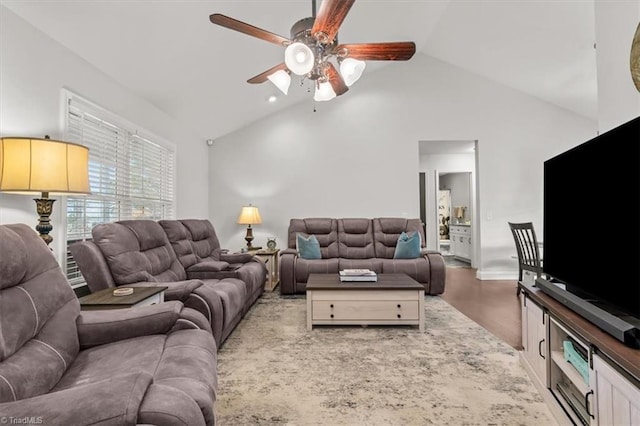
left=1, top=0, right=598, bottom=142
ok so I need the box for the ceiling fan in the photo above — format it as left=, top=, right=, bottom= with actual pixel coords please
left=209, top=0, right=416, bottom=101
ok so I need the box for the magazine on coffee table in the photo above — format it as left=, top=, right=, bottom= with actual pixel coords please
left=339, top=269, right=377, bottom=282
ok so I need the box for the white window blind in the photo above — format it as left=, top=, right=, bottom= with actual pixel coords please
left=65, top=94, right=175, bottom=285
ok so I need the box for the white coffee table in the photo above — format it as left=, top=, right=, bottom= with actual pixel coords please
left=306, top=273, right=425, bottom=331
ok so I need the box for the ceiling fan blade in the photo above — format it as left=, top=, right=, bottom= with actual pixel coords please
left=247, top=63, right=288, bottom=84
left=311, top=0, right=356, bottom=44
left=337, top=42, right=416, bottom=61
left=325, top=62, right=349, bottom=96
left=210, top=14, right=290, bottom=46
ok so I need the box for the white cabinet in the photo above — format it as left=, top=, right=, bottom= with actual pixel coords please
left=450, top=225, right=471, bottom=262
left=590, top=354, right=640, bottom=425
left=521, top=294, right=548, bottom=387
left=519, top=283, right=640, bottom=426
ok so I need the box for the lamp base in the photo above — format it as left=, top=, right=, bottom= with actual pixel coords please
left=244, top=224, right=255, bottom=249
left=34, top=195, right=55, bottom=246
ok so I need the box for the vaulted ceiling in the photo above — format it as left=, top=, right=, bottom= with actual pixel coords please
left=1, top=0, right=597, bottom=141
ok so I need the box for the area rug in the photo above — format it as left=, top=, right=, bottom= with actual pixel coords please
left=215, top=292, right=555, bottom=425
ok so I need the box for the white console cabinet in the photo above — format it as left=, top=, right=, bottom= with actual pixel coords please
left=521, top=294, right=548, bottom=386
left=519, top=282, right=640, bottom=426
left=449, top=225, right=471, bottom=262
left=590, top=354, right=640, bottom=425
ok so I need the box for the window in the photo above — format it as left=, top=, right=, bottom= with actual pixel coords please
left=64, top=93, right=175, bottom=286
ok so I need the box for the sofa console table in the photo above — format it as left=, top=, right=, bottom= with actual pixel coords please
left=79, top=286, right=166, bottom=310
left=518, top=281, right=640, bottom=425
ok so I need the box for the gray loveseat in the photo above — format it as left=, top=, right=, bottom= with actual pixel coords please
left=0, top=224, right=217, bottom=425
left=70, top=219, right=267, bottom=347
left=280, top=217, right=446, bottom=295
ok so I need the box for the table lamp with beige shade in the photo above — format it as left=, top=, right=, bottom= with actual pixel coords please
left=0, top=136, right=90, bottom=245
left=237, top=204, right=262, bottom=250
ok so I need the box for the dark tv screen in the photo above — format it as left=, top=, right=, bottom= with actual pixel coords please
left=543, top=115, right=640, bottom=320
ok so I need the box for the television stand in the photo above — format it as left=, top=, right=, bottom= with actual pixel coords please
left=519, top=281, right=640, bottom=426
left=535, top=278, right=640, bottom=348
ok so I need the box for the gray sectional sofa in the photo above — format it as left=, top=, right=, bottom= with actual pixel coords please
left=70, top=219, right=267, bottom=347
left=0, top=224, right=217, bottom=425
left=280, top=217, right=446, bottom=295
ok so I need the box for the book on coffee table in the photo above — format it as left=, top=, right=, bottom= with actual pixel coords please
left=339, top=269, right=377, bottom=282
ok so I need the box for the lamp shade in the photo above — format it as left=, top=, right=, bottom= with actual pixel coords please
left=284, top=42, right=314, bottom=76
left=314, top=81, right=337, bottom=102
left=267, top=69, right=291, bottom=95
left=339, top=58, right=366, bottom=86
left=237, top=205, right=262, bottom=225
left=0, top=137, right=90, bottom=195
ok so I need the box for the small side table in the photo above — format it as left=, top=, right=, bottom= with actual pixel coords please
left=254, top=249, right=280, bottom=291
left=79, top=286, right=167, bottom=311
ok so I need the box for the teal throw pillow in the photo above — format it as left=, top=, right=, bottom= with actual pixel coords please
left=393, top=231, right=422, bottom=259
left=297, top=234, right=321, bottom=260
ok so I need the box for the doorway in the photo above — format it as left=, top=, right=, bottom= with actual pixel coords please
left=418, top=140, right=478, bottom=268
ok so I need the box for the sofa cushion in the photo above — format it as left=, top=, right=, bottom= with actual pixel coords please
left=380, top=258, right=431, bottom=283
left=93, top=221, right=188, bottom=285
left=295, top=258, right=340, bottom=283
left=158, top=219, right=199, bottom=269
left=296, top=234, right=321, bottom=259
left=338, top=258, right=383, bottom=273
left=393, top=232, right=422, bottom=259
left=373, top=218, right=425, bottom=259
left=337, top=218, right=375, bottom=259
left=288, top=218, right=338, bottom=258
left=0, top=224, right=80, bottom=403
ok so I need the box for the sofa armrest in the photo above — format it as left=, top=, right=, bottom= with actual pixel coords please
left=0, top=372, right=152, bottom=425
left=187, top=260, right=230, bottom=272
left=279, top=250, right=299, bottom=295
left=68, top=240, right=116, bottom=293
left=220, top=252, right=253, bottom=264
left=422, top=251, right=446, bottom=295
left=77, top=301, right=184, bottom=348
left=420, top=249, right=442, bottom=256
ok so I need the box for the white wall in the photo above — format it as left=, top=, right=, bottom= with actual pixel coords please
left=210, top=53, right=596, bottom=278
left=594, top=1, right=640, bottom=132
left=0, top=7, right=209, bottom=261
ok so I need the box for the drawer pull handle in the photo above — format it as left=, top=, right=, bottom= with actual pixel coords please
left=330, top=304, right=334, bottom=308
left=330, top=314, right=334, bottom=318
left=397, top=304, right=401, bottom=308
left=397, top=314, right=401, bottom=318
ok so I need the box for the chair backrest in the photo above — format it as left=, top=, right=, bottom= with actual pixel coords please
left=508, top=222, right=542, bottom=278
left=0, top=224, right=80, bottom=403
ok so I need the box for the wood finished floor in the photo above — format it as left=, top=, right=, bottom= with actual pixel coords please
left=440, top=266, right=522, bottom=350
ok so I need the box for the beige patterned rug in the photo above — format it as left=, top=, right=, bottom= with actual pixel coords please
left=215, top=292, right=555, bottom=425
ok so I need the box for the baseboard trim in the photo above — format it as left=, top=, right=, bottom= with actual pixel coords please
left=475, top=269, right=518, bottom=280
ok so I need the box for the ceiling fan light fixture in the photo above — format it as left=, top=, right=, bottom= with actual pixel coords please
left=284, top=42, right=315, bottom=75
left=267, top=69, right=291, bottom=95
left=339, top=58, right=366, bottom=86
left=314, top=81, right=336, bottom=102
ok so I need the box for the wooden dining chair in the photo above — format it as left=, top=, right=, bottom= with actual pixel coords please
left=508, top=222, right=543, bottom=293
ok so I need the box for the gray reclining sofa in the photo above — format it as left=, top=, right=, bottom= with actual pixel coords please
left=0, top=224, right=217, bottom=425
left=70, top=219, right=266, bottom=347
left=280, top=217, right=446, bottom=295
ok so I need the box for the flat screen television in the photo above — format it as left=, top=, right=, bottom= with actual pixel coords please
left=542, top=115, right=640, bottom=347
